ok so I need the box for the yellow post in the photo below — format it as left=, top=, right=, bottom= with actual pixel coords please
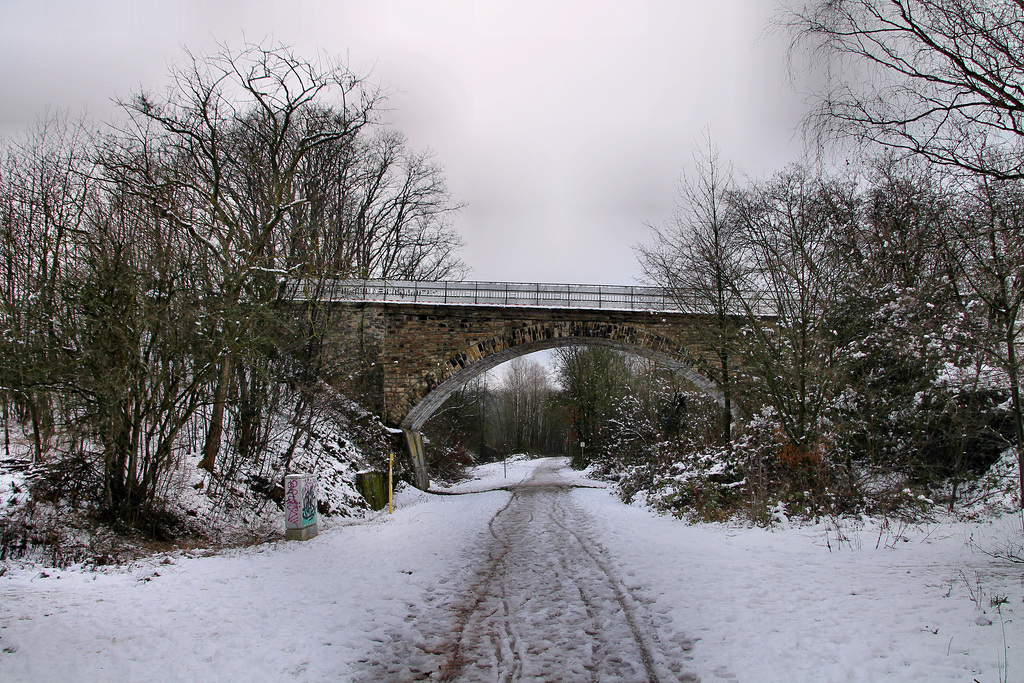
left=388, top=452, right=394, bottom=514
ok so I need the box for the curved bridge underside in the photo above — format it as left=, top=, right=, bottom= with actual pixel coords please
left=400, top=328, right=726, bottom=432
left=375, top=303, right=729, bottom=431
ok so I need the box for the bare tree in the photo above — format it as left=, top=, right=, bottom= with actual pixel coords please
left=71, top=180, right=211, bottom=524
left=104, top=42, right=380, bottom=473
left=0, top=112, right=97, bottom=464
left=786, top=0, right=1024, bottom=179
left=494, top=357, right=555, bottom=455
left=637, top=136, right=747, bottom=443
left=289, top=128, right=466, bottom=281
left=554, top=346, right=633, bottom=466
left=342, top=130, right=466, bottom=281
left=947, top=175, right=1024, bottom=506
left=730, top=165, right=857, bottom=457
left=786, top=1, right=1024, bottom=507
left=0, top=41, right=469, bottom=531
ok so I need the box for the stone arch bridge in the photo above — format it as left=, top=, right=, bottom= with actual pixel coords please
left=298, top=279, right=747, bottom=489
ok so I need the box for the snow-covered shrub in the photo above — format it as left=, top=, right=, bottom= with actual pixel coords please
left=0, top=381, right=398, bottom=563
left=424, top=440, right=477, bottom=486
left=627, top=441, right=747, bottom=522
left=826, top=284, right=1013, bottom=510
left=602, top=388, right=765, bottom=522
left=197, top=385, right=394, bottom=533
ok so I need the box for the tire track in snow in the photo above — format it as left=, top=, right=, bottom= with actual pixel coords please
left=547, top=489, right=663, bottom=681
left=354, top=459, right=698, bottom=682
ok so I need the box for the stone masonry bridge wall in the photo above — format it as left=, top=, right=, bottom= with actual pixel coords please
left=364, top=304, right=723, bottom=425
left=318, top=302, right=727, bottom=489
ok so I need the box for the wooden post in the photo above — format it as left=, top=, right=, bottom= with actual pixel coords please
left=388, top=452, right=394, bottom=514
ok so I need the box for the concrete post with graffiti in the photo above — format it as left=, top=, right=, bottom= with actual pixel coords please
left=284, top=474, right=318, bottom=541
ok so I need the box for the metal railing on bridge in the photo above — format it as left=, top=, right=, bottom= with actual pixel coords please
left=283, top=279, right=752, bottom=314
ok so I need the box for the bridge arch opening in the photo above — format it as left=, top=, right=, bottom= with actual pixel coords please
left=400, top=335, right=727, bottom=432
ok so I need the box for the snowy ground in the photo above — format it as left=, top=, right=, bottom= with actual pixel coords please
left=1, top=457, right=1022, bottom=682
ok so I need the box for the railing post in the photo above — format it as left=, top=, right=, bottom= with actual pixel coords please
left=475, top=281, right=479, bottom=305
left=444, top=281, right=448, bottom=304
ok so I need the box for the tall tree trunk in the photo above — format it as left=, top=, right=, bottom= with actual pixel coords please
left=199, top=355, right=233, bottom=473
left=28, top=393, right=44, bottom=465
left=1004, top=324, right=1024, bottom=509
left=720, top=350, right=732, bottom=445
left=4, top=397, right=10, bottom=459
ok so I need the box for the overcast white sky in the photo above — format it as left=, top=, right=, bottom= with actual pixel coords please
left=1, top=0, right=809, bottom=285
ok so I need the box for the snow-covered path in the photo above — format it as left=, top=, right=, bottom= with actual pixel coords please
left=1, top=456, right=1022, bottom=682
left=352, top=459, right=697, bottom=682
